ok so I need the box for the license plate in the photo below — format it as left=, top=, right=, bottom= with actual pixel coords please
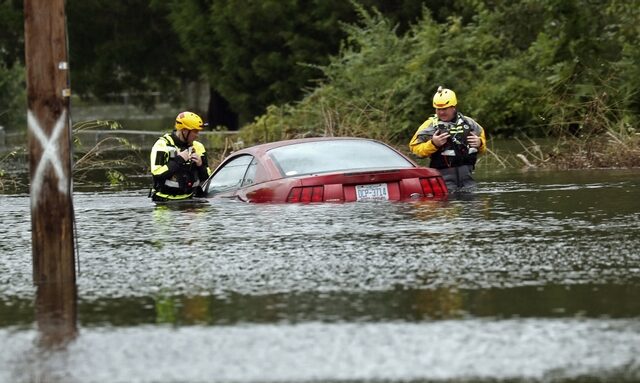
left=355, top=183, right=389, bottom=201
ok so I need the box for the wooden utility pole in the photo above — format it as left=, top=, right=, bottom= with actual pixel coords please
left=24, top=0, right=77, bottom=344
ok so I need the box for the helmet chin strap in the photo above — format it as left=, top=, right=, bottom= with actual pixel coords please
left=177, top=129, right=189, bottom=143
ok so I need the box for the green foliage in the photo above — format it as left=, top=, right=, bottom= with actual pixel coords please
left=240, top=0, right=640, bottom=153
left=163, top=0, right=456, bottom=123
left=166, top=0, right=357, bottom=123
left=241, top=5, right=430, bottom=144
left=66, top=0, right=189, bottom=110
left=0, top=0, right=23, bottom=67
left=3, top=0, right=639, bottom=169
left=0, top=62, right=25, bottom=130
left=106, top=169, right=126, bottom=185
left=317, top=5, right=428, bottom=141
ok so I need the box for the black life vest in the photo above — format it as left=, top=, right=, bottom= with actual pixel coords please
left=153, top=133, right=202, bottom=195
left=429, top=113, right=479, bottom=169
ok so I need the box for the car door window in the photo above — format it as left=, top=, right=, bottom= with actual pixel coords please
left=206, top=155, right=253, bottom=195
left=241, top=158, right=258, bottom=187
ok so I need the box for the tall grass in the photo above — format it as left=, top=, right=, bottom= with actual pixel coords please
left=519, top=88, right=640, bottom=169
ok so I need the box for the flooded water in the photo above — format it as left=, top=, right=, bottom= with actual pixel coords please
left=1, top=168, right=640, bottom=382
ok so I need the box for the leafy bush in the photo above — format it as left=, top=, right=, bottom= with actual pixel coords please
left=241, top=5, right=430, bottom=144
left=240, top=0, right=640, bottom=154
left=0, top=63, right=26, bottom=131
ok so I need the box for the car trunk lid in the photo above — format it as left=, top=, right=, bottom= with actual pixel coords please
left=287, top=168, right=447, bottom=202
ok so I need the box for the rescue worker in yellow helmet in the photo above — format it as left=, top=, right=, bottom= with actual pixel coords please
left=409, top=86, right=486, bottom=192
left=149, top=111, right=212, bottom=202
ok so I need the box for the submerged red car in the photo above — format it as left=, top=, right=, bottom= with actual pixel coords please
left=203, top=137, right=448, bottom=203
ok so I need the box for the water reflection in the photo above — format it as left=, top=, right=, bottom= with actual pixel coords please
left=4, top=278, right=79, bottom=383
left=35, top=282, right=77, bottom=347
left=1, top=169, right=639, bottom=382
left=5, top=283, right=639, bottom=328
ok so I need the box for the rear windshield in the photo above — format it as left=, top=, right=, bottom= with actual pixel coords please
left=268, top=139, right=414, bottom=176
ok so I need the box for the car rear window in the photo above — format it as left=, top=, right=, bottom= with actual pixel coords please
left=268, top=139, right=414, bottom=176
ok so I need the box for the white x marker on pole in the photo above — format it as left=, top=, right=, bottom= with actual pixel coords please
left=29, top=109, right=69, bottom=208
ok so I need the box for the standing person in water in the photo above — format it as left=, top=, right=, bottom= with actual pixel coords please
left=149, top=111, right=211, bottom=202
left=409, top=86, right=486, bottom=192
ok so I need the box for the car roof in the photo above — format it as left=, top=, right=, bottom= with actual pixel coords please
left=231, top=136, right=390, bottom=157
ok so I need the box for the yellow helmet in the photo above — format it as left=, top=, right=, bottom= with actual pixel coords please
left=432, top=86, right=457, bottom=109
left=175, top=111, right=204, bottom=130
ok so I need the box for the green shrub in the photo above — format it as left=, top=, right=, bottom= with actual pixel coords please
left=240, top=0, right=640, bottom=162
left=0, top=63, right=26, bottom=131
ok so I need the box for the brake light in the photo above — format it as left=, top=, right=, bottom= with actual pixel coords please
left=287, top=186, right=324, bottom=202
left=419, top=177, right=448, bottom=197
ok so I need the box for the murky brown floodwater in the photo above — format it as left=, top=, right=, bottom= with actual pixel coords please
left=1, top=168, right=639, bottom=382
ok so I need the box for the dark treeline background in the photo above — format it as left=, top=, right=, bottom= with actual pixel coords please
left=1, top=0, right=639, bottom=143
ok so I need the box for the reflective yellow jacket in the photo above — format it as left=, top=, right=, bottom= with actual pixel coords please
left=149, top=132, right=211, bottom=200
left=409, top=113, right=486, bottom=169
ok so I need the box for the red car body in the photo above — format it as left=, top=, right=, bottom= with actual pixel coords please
left=204, top=137, right=447, bottom=203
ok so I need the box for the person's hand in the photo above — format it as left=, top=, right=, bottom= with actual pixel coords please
left=431, top=129, right=450, bottom=148
left=177, top=149, right=190, bottom=161
left=190, top=152, right=203, bottom=166
left=467, top=132, right=482, bottom=148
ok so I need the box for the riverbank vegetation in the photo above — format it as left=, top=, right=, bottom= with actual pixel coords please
left=237, top=2, right=640, bottom=169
